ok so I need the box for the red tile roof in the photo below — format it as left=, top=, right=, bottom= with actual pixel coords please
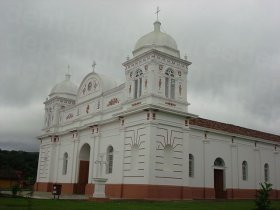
left=189, top=118, right=280, bottom=143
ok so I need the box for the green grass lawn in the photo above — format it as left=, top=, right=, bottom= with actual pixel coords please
left=0, top=197, right=280, bottom=210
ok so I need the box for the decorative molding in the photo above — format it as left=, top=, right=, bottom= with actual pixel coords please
left=107, top=98, right=120, bottom=107
left=90, top=125, right=99, bottom=135
left=165, top=102, right=176, bottom=107
left=132, top=101, right=141, bottom=107
left=155, top=176, right=182, bottom=180
left=124, top=128, right=146, bottom=172
left=66, top=113, right=74, bottom=120
left=123, top=50, right=190, bottom=71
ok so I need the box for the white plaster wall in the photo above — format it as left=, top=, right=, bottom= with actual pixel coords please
left=152, top=124, right=184, bottom=186
left=123, top=124, right=149, bottom=184
left=99, top=122, right=122, bottom=184
left=188, top=132, right=205, bottom=188
left=55, top=135, right=75, bottom=183
left=189, top=128, right=280, bottom=191
left=236, top=140, right=256, bottom=189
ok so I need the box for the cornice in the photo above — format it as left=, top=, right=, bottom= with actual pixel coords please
left=190, top=125, right=280, bottom=146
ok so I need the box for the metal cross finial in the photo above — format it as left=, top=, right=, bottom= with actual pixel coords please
left=65, top=64, right=71, bottom=80
left=92, top=60, right=96, bottom=72
left=155, top=6, right=160, bottom=21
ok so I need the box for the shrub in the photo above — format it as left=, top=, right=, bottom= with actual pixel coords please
left=12, top=185, right=19, bottom=196
left=255, top=182, right=273, bottom=210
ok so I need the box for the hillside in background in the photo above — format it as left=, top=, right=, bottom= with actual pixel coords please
left=0, top=149, right=38, bottom=185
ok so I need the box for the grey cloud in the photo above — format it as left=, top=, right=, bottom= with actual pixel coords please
left=0, top=0, right=279, bottom=151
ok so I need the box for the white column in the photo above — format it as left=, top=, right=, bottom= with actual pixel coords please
left=71, top=134, right=80, bottom=183
left=230, top=143, right=238, bottom=190
left=182, top=126, right=190, bottom=187
left=36, top=143, right=43, bottom=182
left=88, top=135, right=95, bottom=183
left=92, top=134, right=100, bottom=178
left=148, top=122, right=156, bottom=184
left=119, top=125, right=126, bottom=185
left=54, top=141, right=61, bottom=183
left=48, top=140, right=56, bottom=183
left=273, top=151, right=279, bottom=190
left=254, top=147, right=261, bottom=189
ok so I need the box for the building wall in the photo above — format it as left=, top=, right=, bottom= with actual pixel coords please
left=35, top=112, right=280, bottom=199
left=35, top=47, right=280, bottom=199
left=187, top=127, right=280, bottom=199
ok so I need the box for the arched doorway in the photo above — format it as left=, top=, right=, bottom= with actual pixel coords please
left=76, top=143, right=90, bottom=194
left=214, top=157, right=226, bottom=199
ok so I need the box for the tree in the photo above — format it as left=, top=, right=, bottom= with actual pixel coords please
left=0, top=150, right=38, bottom=187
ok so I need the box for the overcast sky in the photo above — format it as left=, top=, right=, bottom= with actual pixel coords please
left=0, top=0, right=279, bottom=152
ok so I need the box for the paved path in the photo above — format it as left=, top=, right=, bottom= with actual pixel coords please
left=1, top=190, right=88, bottom=200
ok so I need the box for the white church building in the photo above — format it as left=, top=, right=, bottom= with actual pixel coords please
left=35, top=19, right=280, bottom=200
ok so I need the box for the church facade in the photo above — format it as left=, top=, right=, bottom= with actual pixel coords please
left=34, top=20, right=280, bottom=200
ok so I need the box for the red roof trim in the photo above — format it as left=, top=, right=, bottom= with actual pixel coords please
left=189, top=118, right=280, bottom=143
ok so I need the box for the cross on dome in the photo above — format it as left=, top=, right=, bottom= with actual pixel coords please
left=92, top=60, right=96, bottom=72
left=153, top=7, right=161, bottom=32
left=65, top=64, right=71, bottom=80
left=155, top=6, right=160, bottom=21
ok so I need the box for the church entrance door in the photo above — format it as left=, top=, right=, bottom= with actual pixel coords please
left=76, top=143, right=90, bottom=194
left=213, top=157, right=226, bottom=199
left=76, top=160, right=89, bottom=194
left=214, top=169, right=225, bottom=198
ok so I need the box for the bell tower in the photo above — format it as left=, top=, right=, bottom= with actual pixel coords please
left=123, top=20, right=191, bottom=112
left=43, top=72, right=77, bottom=131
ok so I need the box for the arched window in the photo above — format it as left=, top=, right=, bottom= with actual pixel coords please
left=165, top=68, right=175, bottom=99
left=242, top=161, right=248, bottom=181
left=62, top=152, right=68, bottom=175
left=189, top=154, right=194, bottom=178
left=106, top=146, right=114, bottom=174
left=264, top=163, right=269, bottom=182
left=134, top=69, right=143, bottom=99
left=214, top=157, right=225, bottom=167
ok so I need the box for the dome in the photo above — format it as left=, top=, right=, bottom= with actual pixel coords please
left=49, top=73, right=78, bottom=98
left=133, top=21, right=180, bottom=58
